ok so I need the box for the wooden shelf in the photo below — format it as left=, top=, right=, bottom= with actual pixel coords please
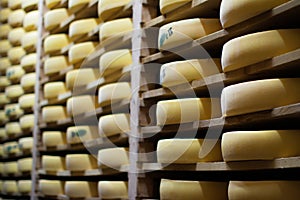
left=40, top=92, right=72, bottom=107
left=0, top=129, right=33, bottom=143
left=0, top=151, right=32, bottom=162
left=0, top=193, right=30, bottom=199
left=0, top=172, right=31, bottom=180
left=40, top=65, right=74, bottom=85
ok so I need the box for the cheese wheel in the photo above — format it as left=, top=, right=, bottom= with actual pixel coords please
left=0, top=24, right=11, bottom=39
left=98, top=0, right=130, bottom=21
left=4, top=162, right=18, bottom=174
left=44, top=34, right=70, bottom=54
left=98, top=113, right=130, bottom=137
left=4, top=141, right=20, bottom=154
left=157, top=139, right=222, bottom=164
left=44, top=8, right=69, bottom=31
left=68, top=0, right=90, bottom=12
left=66, top=126, right=98, bottom=144
left=8, top=9, right=25, bottom=27
left=99, top=49, right=132, bottom=77
left=0, top=181, right=2, bottom=192
left=20, top=72, right=36, bottom=90
left=18, top=137, right=33, bottom=151
left=67, top=95, right=98, bottom=116
left=66, top=68, right=99, bottom=89
left=17, top=157, right=32, bottom=173
left=0, top=8, right=11, bottom=23
left=160, top=179, right=228, bottom=200
left=98, top=82, right=131, bottom=106
left=68, top=42, right=97, bottom=64
left=0, top=40, right=12, bottom=55
left=18, top=180, right=32, bottom=193
left=0, top=163, right=4, bottom=175
left=221, top=78, right=300, bottom=117
left=45, top=0, right=61, bottom=9
left=69, top=18, right=99, bottom=39
left=6, top=65, right=25, bottom=81
left=0, top=93, right=10, bottom=105
left=222, top=130, right=300, bottom=162
left=0, top=58, right=11, bottom=73
left=97, top=147, right=129, bottom=169
left=42, top=131, right=66, bottom=147
left=22, top=31, right=38, bottom=51
left=8, top=47, right=26, bottom=64
left=98, top=181, right=128, bottom=199
left=66, top=154, right=97, bottom=171
left=99, top=18, right=133, bottom=42
left=8, top=0, right=21, bottom=9
left=4, top=103, right=24, bottom=118
left=42, top=155, right=65, bottom=172
left=0, top=0, right=8, bottom=7
left=44, top=82, right=68, bottom=99
left=39, top=180, right=65, bottom=196
left=157, top=98, right=221, bottom=125
left=160, top=59, right=221, bottom=87
left=18, top=93, right=35, bottom=109
left=0, top=76, right=11, bottom=87
left=229, top=181, right=300, bottom=200
left=42, top=106, right=68, bottom=123
left=21, top=53, right=36, bottom=71
left=158, top=18, right=221, bottom=50
left=222, top=29, right=300, bottom=72
left=5, top=122, right=22, bottom=135
left=0, top=110, right=9, bottom=123
left=5, top=85, right=24, bottom=99
left=19, top=114, right=35, bottom=129
left=21, top=0, right=38, bottom=10
left=160, top=0, right=192, bottom=14
left=23, top=10, right=38, bottom=31
left=44, top=56, right=69, bottom=75
left=3, top=181, right=18, bottom=193
left=0, top=128, right=7, bottom=139
left=0, top=145, right=5, bottom=157
left=65, top=181, right=98, bottom=198
left=8, top=27, right=25, bottom=45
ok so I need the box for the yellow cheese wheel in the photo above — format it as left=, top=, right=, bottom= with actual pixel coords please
left=44, top=34, right=70, bottom=54
left=0, top=0, right=8, bottom=7
left=229, top=181, right=300, bottom=200
left=23, top=10, right=38, bottom=31
left=222, top=29, right=300, bottom=72
left=20, top=72, right=36, bottom=90
left=0, top=163, right=4, bottom=175
left=21, top=0, right=38, bottom=10
left=98, top=113, right=130, bottom=137
left=39, top=180, right=65, bottom=196
left=65, top=181, right=98, bottom=198
left=99, top=49, right=132, bottom=77
left=8, top=47, right=26, bottom=64
left=99, top=18, right=133, bottom=42
left=0, top=24, right=11, bottom=39
left=157, top=98, right=221, bottom=125
left=0, top=128, right=7, bottom=139
left=0, top=110, right=9, bottom=123
left=8, top=0, right=21, bottom=9
left=221, top=78, right=300, bottom=117
left=65, top=68, right=99, bottom=89
left=45, top=0, right=61, bottom=9
left=42, top=131, right=66, bottom=147
left=4, top=141, right=20, bottom=154
left=160, top=59, right=221, bottom=87
left=157, top=139, right=222, bottom=164
left=44, top=82, right=68, bottom=99
left=0, top=8, right=11, bottom=23
left=222, top=130, right=300, bottom=162
left=66, top=126, right=98, bottom=144
left=18, top=180, right=32, bottom=194
left=5, top=122, right=22, bottom=135
left=66, top=154, right=97, bottom=171
left=4, top=103, right=24, bottom=118
left=0, top=76, right=11, bottom=87
left=68, top=0, right=90, bottom=13
left=220, top=0, right=290, bottom=28
left=22, top=31, right=38, bottom=51
left=18, top=93, right=35, bottom=109
left=67, top=95, right=98, bottom=116
left=97, top=147, right=129, bottom=169
left=160, top=179, right=228, bottom=200
left=17, top=157, right=32, bottom=173
left=21, top=53, right=37, bottom=71
left=0, top=181, right=2, bottom=192
left=68, top=42, right=97, bottom=64
left=158, top=18, right=221, bottom=50
left=8, top=9, right=25, bottom=27
left=160, top=0, right=192, bottom=14
left=4, top=161, right=18, bottom=175
left=44, top=56, right=69, bottom=75
left=19, top=114, right=34, bottom=129
left=42, top=106, right=68, bottom=123
left=0, top=40, right=12, bottom=55
left=8, top=27, right=25, bottom=45
left=98, top=82, right=131, bottom=107
left=44, top=8, right=70, bottom=31
left=3, top=181, right=18, bottom=193
left=42, top=155, right=65, bottom=172
left=98, top=181, right=128, bottom=199
left=98, top=0, right=130, bottom=21
left=0, top=93, right=10, bottom=105
left=0, top=58, right=11, bottom=72
left=0, top=145, right=5, bottom=157
left=5, top=85, right=24, bottom=99
left=18, top=137, right=33, bottom=151
left=69, top=18, right=99, bottom=39
left=6, top=65, right=25, bottom=81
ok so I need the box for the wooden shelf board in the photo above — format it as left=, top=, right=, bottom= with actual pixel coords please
left=40, top=65, right=74, bottom=85
left=0, top=130, right=33, bottom=143
left=40, top=91, right=72, bottom=107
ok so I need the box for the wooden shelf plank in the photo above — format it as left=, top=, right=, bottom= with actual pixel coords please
left=40, top=65, right=74, bottom=85
left=40, top=91, right=72, bottom=107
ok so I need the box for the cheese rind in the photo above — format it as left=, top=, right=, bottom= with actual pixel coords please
left=5, top=103, right=24, bottom=118
left=66, top=154, right=97, bottom=171
left=66, top=68, right=99, bottom=89
left=8, top=0, right=21, bottom=9
left=67, top=95, right=98, bottom=116
left=44, top=82, right=68, bottom=99
left=0, top=8, right=11, bottom=23
left=21, top=31, right=38, bottom=51
left=4, top=141, right=20, bottom=154
left=98, top=181, right=128, bottom=199
left=17, top=157, right=32, bottom=173
left=23, top=10, right=38, bottom=31
left=8, top=9, right=25, bottom=27
left=69, top=18, right=99, bottom=39
left=44, top=34, right=70, bottom=54
left=21, top=53, right=36, bottom=70
left=97, top=147, right=129, bottom=169
left=0, top=93, right=10, bottom=105
left=0, top=76, right=11, bottom=87
left=18, top=137, right=33, bottom=151
left=98, top=82, right=131, bottom=106
left=18, top=180, right=32, bottom=193
left=19, top=114, right=35, bottom=129
left=39, top=180, right=65, bottom=196
left=44, top=8, right=69, bottom=31
left=68, top=42, right=96, bottom=64
left=68, top=0, right=90, bottom=13
left=8, top=47, right=26, bottom=64
left=5, top=122, right=22, bottom=135
left=160, top=0, right=192, bottom=14
left=0, top=128, right=7, bottom=139
left=42, top=155, right=65, bottom=172
left=45, top=0, right=61, bottom=9
left=99, top=18, right=133, bottom=42
left=18, top=93, right=35, bottom=109
left=0, top=24, right=11, bottom=38
left=4, top=162, right=18, bottom=175
left=0, top=40, right=12, bottom=55
left=3, top=181, right=18, bottom=193
left=42, top=131, right=66, bottom=147
left=5, top=85, right=24, bottom=99
left=20, top=72, right=36, bottom=89
left=8, top=27, right=25, bottom=45
left=6, top=65, right=25, bottom=81
left=66, top=126, right=98, bottom=144
left=0, top=58, right=11, bottom=73
left=98, top=113, right=130, bottom=137
left=42, top=106, right=68, bottom=123
left=98, top=0, right=130, bottom=21
left=44, top=56, right=69, bottom=75
left=221, top=78, right=300, bottom=117
left=65, top=181, right=98, bottom=198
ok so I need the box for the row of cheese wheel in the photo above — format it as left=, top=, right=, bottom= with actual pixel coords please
left=0, top=137, right=33, bottom=157
left=0, top=157, right=32, bottom=175
left=0, top=53, right=36, bottom=74
left=0, top=114, right=34, bottom=131
left=0, top=0, right=37, bottom=10
left=0, top=180, right=32, bottom=195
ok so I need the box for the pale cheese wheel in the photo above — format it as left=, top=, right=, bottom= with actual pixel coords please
left=44, top=8, right=69, bottom=31
left=222, top=130, right=300, bottom=162
left=0, top=8, right=11, bottom=23
left=99, top=49, right=132, bottom=77
left=98, top=0, right=130, bottom=21
left=23, top=10, right=38, bottom=31
left=17, top=157, right=32, bottom=173
left=222, top=29, right=300, bottom=72
left=44, top=34, right=70, bottom=54
left=221, top=78, right=300, bottom=117
left=44, top=56, right=69, bottom=75
left=20, top=72, right=36, bottom=90
left=99, top=18, right=133, bottom=42
left=42, top=155, right=65, bottom=172
left=229, top=181, right=300, bottom=200
left=4, top=141, right=20, bottom=154
left=4, top=103, right=24, bottom=118
left=68, top=42, right=97, bottom=64
left=98, top=181, right=128, bottom=199
left=68, top=0, right=90, bottom=13
left=157, top=139, right=222, bottom=163
left=5, top=122, right=22, bottom=135
left=65, top=181, right=98, bottom=198
left=44, top=82, right=68, bottom=99
left=42, top=106, right=68, bottom=123
left=160, top=59, right=221, bottom=87
left=69, top=18, right=99, bottom=39
left=0, top=58, right=11, bottom=72
left=156, top=98, right=221, bottom=125
left=39, top=180, right=65, bottom=196
left=21, top=31, right=38, bottom=51
left=66, top=68, right=99, bottom=89
left=19, top=114, right=34, bottom=129
left=98, top=113, right=130, bottom=137
left=0, top=76, right=11, bottom=87
left=8, top=27, right=25, bottom=45
left=66, top=126, right=98, bottom=144
left=8, top=0, right=21, bottom=9
left=98, top=82, right=131, bottom=106
left=0, top=24, right=12, bottom=39
left=160, top=0, right=192, bottom=14
left=67, top=95, right=98, bottom=116
left=0, top=40, right=12, bottom=55
left=4, top=162, right=18, bottom=175
left=0, top=145, right=5, bottom=157
left=0, top=110, right=9, bottom=123
left=158, top=18, right=221, bottom=50
left=8, top=47, right=26, bottom=64
left=0, top=128, right=7, bottom=139
left=21, top=53, right=37, bottom=71
left=97, top=147, right=129, bottom=169
left=0, top=163, right=4, bottom=175
left=66, top=154, right=97, bottom=171
left=6, top=65, right=25, bottom=81
left=45, top=0, right=61, bottom=9
left=160, top=179, right=228, bottom=200
left=18, top=93, right=35, bottom=109
left=21, top=0, right=38, bottom=10
left=42, top=131, right=66, bottom=147
left=5, top=85, right=24, bottom=99
left=3, top=181, right=18, bottom=193
left=18, top=180, right=32, bottom=194
left=8, top=9, right=25, bottom=27
left=0, top=93, right=10, bottom=105
left=18, top=137, right=33, bottom=151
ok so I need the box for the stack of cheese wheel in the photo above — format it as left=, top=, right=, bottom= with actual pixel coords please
left=98, top=181, right=128, bottom=199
